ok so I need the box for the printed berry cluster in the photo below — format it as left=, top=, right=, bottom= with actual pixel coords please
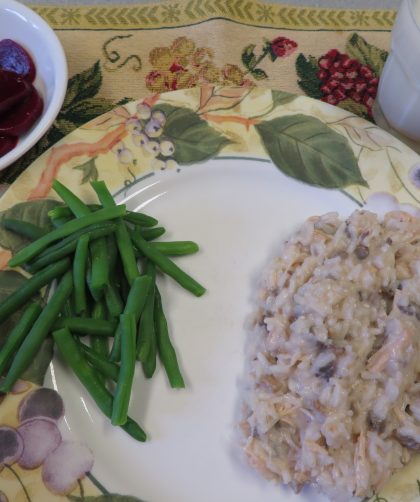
left=317, top=49, right=378, bottom=116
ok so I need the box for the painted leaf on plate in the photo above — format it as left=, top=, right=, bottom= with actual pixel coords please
left=74, top=157, right=99, bottom=184
left=271, top=90, right=296, bottom=107
left=68, top=495, right=145, bottom=501
left=0, top=199, right=61, bottom=253
left=255, top=114, right=368, bottom=188
left=345, top=33, right=388, bottom=77
left=157, top=104, right=231, bottom=164
left=0, top=270, right=48, bottom=384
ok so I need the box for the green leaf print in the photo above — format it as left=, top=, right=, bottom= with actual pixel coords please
left=339, top=98, right=370, bottom=121
left=250, top=68, right=268, bottom=80
left=271, top=90, right=296, bottom=107
left=0, top=199, right=61, bottom=253
left=345, top=33, right=388, bottom=76
left=157, top=104, right=231, bottom=164
left=62, top=60, right=103, bottom=111
left=255, top=114, right=367, bottom=189
left=295, top=54, right=323, bottom=100
left=73, top=157, right=99, bottom=184
left=241, top=44, right=257, bottom=70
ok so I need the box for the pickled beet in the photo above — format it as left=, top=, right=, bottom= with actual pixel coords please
left=0, top=135, right=18, bottom=157
left=0, top=39, right=36, bottom=82
left=0, top=69, right=31, bottom=114
left=0, top=86, right=43, bottom=136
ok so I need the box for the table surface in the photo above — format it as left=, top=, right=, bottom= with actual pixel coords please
left=23, top=0, right=402, bottom=7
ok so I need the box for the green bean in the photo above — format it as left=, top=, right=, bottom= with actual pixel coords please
left=112, top=313, right=136, bottom=425
left=0, top=303, right=42, bottom=376
left=90, top=300, right=109, bottom=376
left=89, top=236, right=110, bottom=301
left=109, top=275, right=152, bottom=362
left=139, top=227, right=166, bottom=241
left=154, top=287, right=185, bottom=388
left=73, top=234, right=89, bottom=315
left=54, top=317, right=117, bottom=336
left=9, top=205, right=126, bottom=267
left=79, top=342, right=119, bottom=381
left=0, top=258, right=70, bottom=324
left=53, top=180, right=110, bottom=301
left=0, top=271, right=73, bottom=392
left=105, top=281, right=124, bottom=319
left=48, top=204, right=101, bottom=220
left=90, top=181, right=139, bottom=285
left=52, top=327, right=146, bottom=441
left=26, top=223, right=116, bottom=273
left=52, top=179, right=91, bottom=217
left=137, top=263, right=156, bottom=363
left=2, top=219, right=48, bottom=240
left=131, top=232, right=205, bottom=297
left=50, top=215, right=72, bottom=228
left=151, top=241, right=199, bottom=256
left=124, top=212, right=158, bottom=228
left=90, top=180, right=115, bottom=207
left=142, top=324, right=156, bottom=378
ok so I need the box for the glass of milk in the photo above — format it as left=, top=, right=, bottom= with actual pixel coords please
left=374, top=0, right=420, bottom=146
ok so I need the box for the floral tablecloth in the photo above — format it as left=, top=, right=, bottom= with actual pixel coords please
left=1, top=0, right=395, bottom=188
left=1, top=1, right=412, bottom=501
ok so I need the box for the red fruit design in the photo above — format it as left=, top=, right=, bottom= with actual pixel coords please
left=321, top=95, right=338, bottom=106
left=316, top=48, right=378, bottom=116
left=270, top=37, right=298, bottom=58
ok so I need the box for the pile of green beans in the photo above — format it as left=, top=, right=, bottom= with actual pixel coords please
left=0, top=179, right=205, bottom=441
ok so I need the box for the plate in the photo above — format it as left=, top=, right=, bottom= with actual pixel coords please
left=1, top=86, right=420, bottom=502
left=0, top=0, right=67, bottom=170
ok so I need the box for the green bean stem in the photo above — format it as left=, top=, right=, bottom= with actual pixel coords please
left=0, top=271, right=73, bottom=392
left=139, top=227, right=165, bottom=241
left=9, top=205, right=126, bottom=267
left=73, top=234, right=90, bottom=315
left=0, top=303, right=42, bottom=376
left=112, top=313, right=136, bottom=425
left=0, top=258, right=70, bottom=324
left=52, top=327, right=146, bottom=441
left=151, top=241, right=199, bottom=256
left=154, top=287, right=185, bottom=388
left=131, top=232, right=205, bottom=297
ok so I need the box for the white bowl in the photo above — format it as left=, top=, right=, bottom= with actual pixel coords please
left=0, top=0, right=67, bottom=170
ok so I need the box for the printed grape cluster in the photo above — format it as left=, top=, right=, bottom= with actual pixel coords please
left=113, top=102, right=177, bottom=171
left=317, top=49, right=378, bottom=116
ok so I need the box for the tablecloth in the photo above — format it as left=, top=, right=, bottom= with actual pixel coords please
left=1, top=0, right=395, bottom=188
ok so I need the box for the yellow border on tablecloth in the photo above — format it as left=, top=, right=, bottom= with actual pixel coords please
left=32, top=0, right=396, bottom=31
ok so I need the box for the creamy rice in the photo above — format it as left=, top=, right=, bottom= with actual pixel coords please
left=240, top=210, right=420, bottom=501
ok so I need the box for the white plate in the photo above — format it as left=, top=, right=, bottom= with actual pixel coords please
left=47, top=157, right=356, bottom=501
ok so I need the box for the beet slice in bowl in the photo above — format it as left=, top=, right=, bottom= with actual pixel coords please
left=0, top=69, right=31, bottom=114
left=0, top=135, right=18, bottom=157
left=0, top=85, right=43, bottom=137
left=0, top=39, right=36, bottom=83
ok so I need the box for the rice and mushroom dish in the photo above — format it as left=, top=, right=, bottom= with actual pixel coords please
left=240, top=209, right=420, bottom=501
